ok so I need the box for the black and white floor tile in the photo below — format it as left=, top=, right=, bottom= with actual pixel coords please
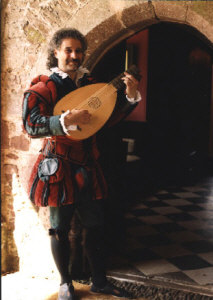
left=108, top=175, right=213, bottom=294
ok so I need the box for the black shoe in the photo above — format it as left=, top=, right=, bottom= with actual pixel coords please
left=58, top=283, right=75, bottom=300
left=91, top=282, right=132, bottom=298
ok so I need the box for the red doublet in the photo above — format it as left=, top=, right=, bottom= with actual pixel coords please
left=23, top=75, right=107, bottom=207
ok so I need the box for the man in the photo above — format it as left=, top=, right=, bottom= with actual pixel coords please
left=22, top=28, right=141, bottom=300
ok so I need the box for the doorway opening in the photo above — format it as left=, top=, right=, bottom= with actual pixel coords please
left=91, top=21, right=213, bottom=249
left=146, top=22, right=213, bottom=186
left=91, top=23, right=213, bottom=296
left=92, top=22, right=213, bottom=192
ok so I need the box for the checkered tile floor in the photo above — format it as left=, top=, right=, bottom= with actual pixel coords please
left=108, top=173, right=213, bottom=294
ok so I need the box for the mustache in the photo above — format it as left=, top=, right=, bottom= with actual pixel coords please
left=67, top=58, right=80, bottom=63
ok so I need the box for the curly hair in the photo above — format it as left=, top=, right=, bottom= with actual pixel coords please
left=46, top=28, right=88, bottom=70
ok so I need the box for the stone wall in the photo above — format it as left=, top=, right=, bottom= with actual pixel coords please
left=1, top=0, right=213, bottom=275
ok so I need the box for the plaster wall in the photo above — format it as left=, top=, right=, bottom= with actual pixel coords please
left=1, top=0, right=213, bottom=275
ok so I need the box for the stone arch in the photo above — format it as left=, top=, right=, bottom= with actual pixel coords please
left=83, top=1, right=213, bottom=70
left=82, top=1, right=213, bottom=158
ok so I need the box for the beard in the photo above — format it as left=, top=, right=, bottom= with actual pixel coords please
left=66, top=58, right=81, bottom=71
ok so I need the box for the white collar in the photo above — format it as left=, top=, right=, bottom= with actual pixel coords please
left=50, top=66, right=90, bottom=84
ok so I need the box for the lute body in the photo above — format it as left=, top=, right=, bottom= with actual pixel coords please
left=54, top=82, right=117, bottom=140
left=53, top=65, right=141, bottom=140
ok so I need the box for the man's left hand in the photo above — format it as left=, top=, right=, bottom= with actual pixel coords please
left=122, top=72, right=139, bottom=99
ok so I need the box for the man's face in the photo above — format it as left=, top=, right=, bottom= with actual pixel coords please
left=54, top=38, right=84, bottom=75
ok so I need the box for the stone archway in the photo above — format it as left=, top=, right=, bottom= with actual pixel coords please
left=82, top=1, right=213, bottom=164
left=83, top=1, right=213, bottom=70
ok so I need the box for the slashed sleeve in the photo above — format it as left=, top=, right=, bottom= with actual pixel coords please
left=22, top=90, right=65, bottom=138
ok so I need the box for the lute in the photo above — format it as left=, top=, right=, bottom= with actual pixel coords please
left=53, top=65, right=141, bottom=140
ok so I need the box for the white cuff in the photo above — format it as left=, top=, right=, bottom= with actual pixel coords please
left=126, top=90, right=142, bottom=104
left=59, top=110, right=77, bottom=135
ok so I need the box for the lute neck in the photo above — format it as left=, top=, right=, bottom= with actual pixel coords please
left=109, top=65, right=141, bottom=90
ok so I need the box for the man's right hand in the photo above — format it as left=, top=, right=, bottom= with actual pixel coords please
left=64, top=109, right=91, bottom=127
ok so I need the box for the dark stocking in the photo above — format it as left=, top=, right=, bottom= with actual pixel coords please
left=50, top=235, right=71, bottom=284
left=84, top=226, right=107, bottom=288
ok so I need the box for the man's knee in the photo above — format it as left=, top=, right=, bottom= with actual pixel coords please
left=49, top=228, right=69, bottom=241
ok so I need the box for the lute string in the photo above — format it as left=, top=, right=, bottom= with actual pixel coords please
left=74, top=69, right=129, bottom=110
left=75, top=83, right=117, bottom=111
left=71, top=65, right=140, bottom=111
